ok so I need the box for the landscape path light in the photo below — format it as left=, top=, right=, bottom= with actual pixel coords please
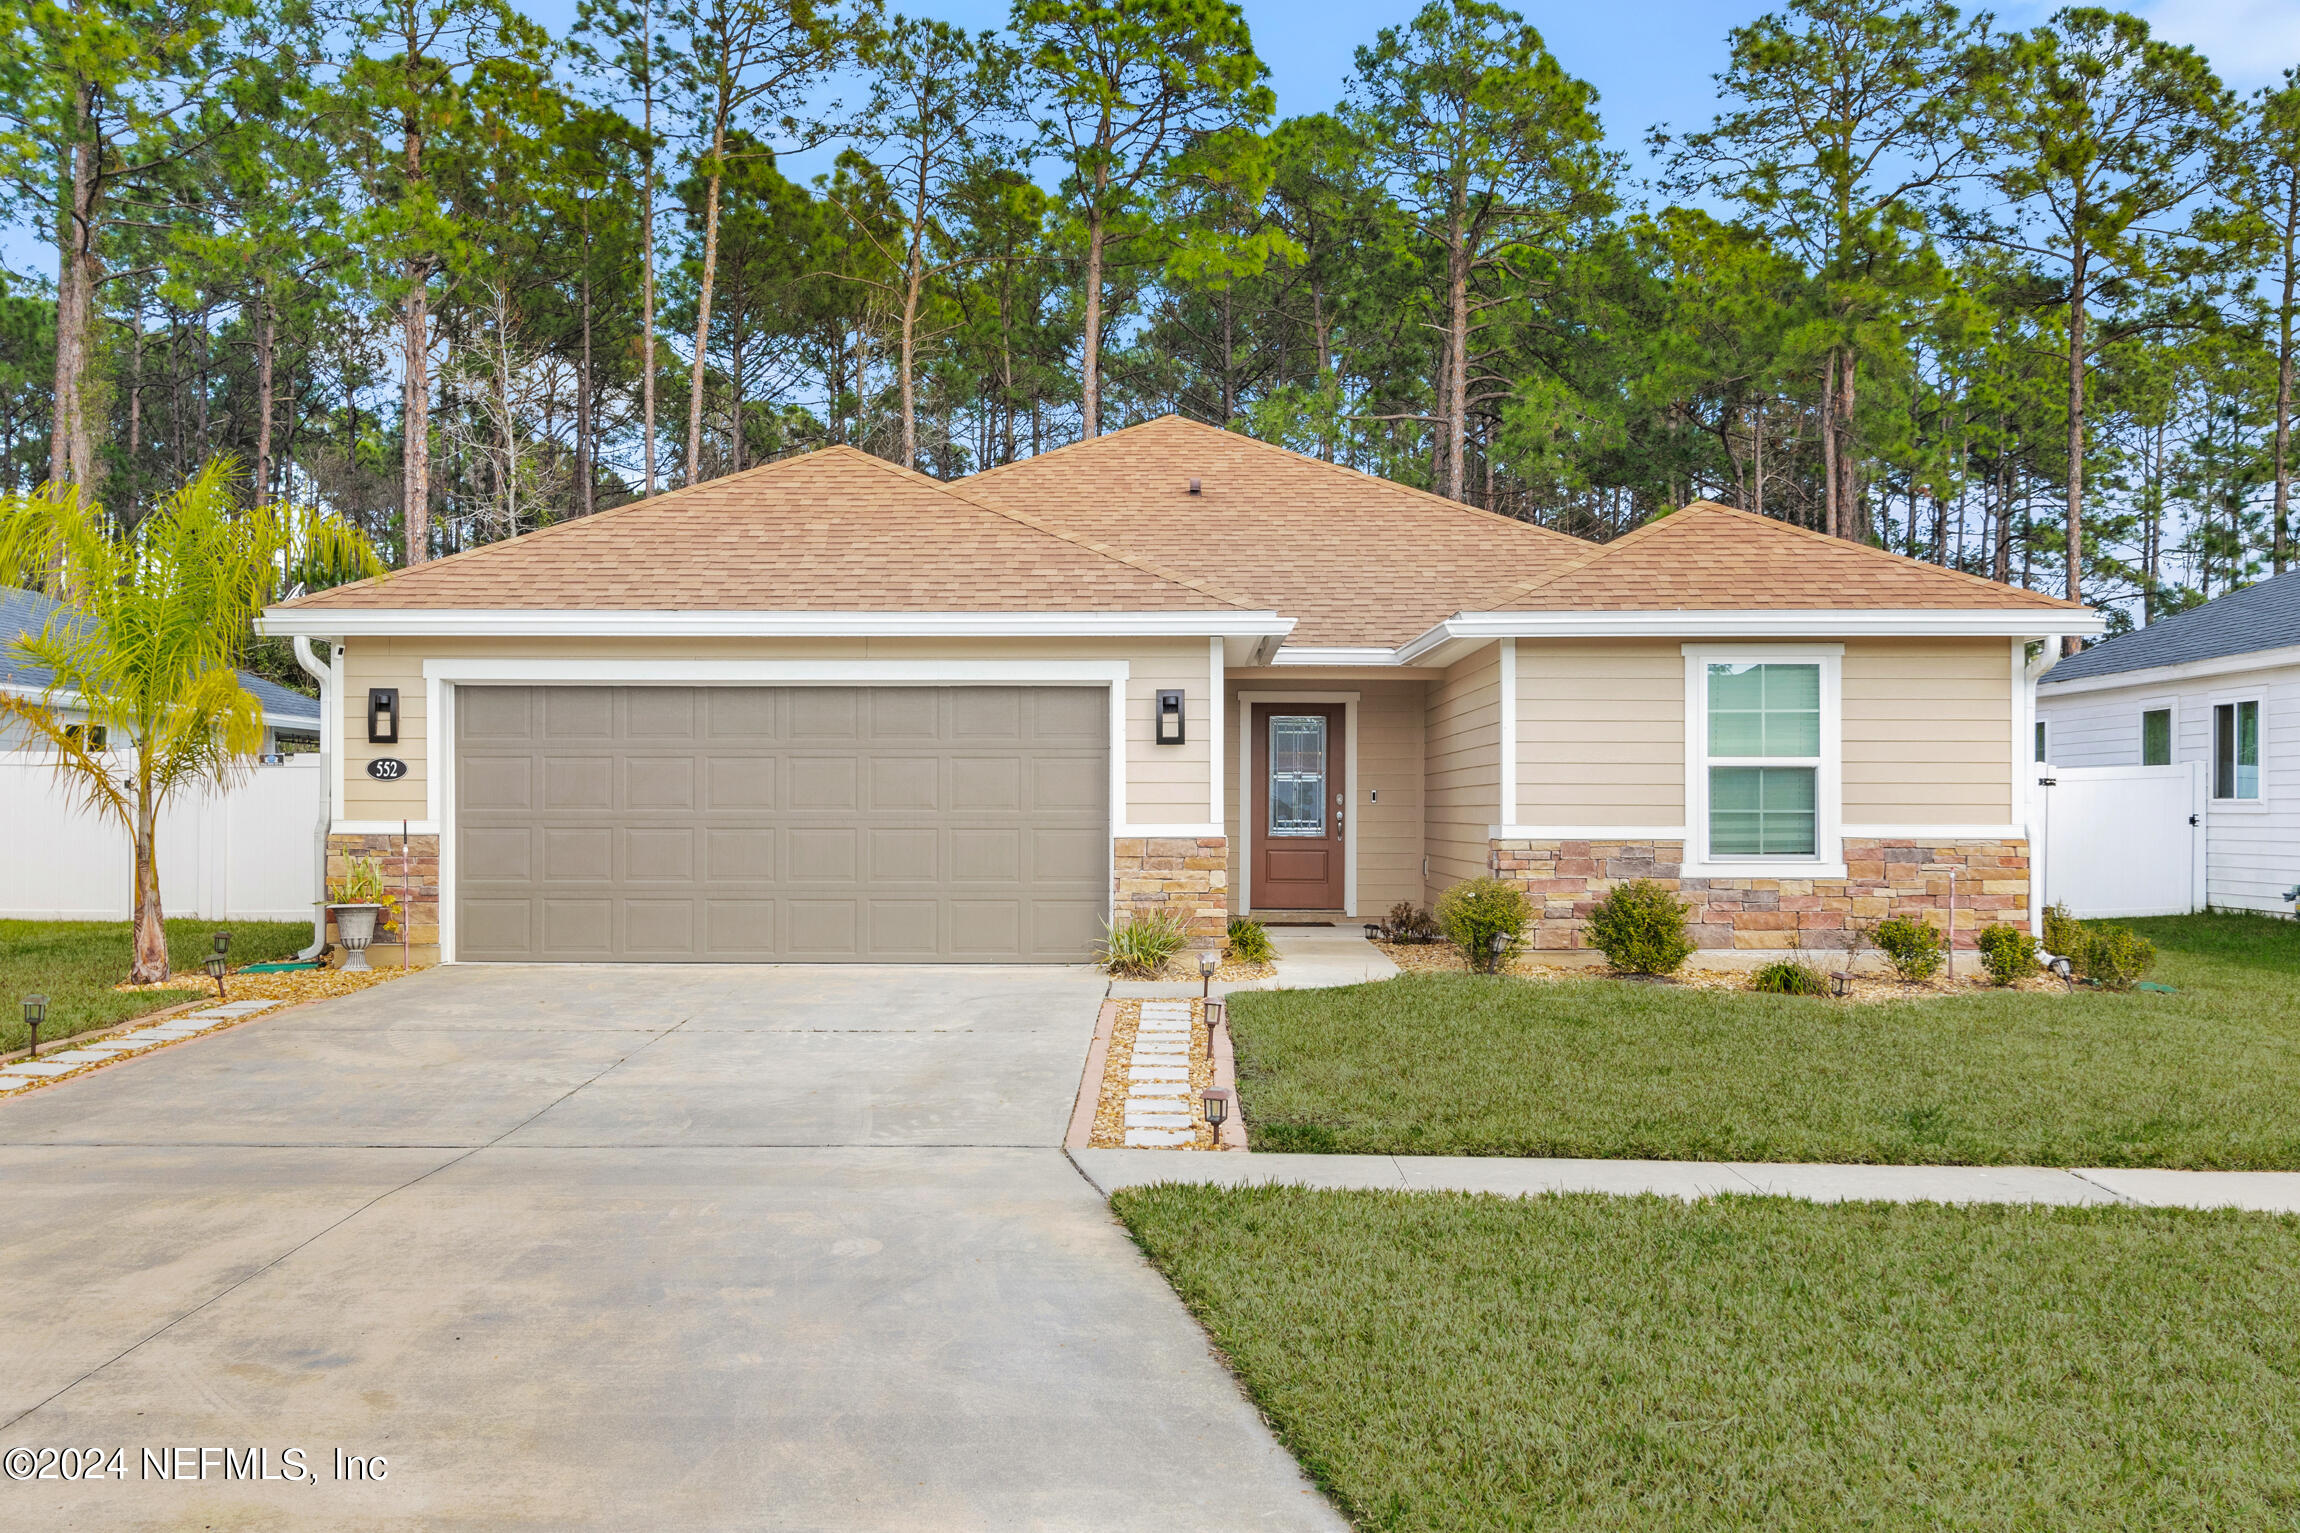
left=1201, top=1087, right=1231, bottom=1136
left=203, top=951, right=228, bottom=1002
left=22, top=994, right=46, bottom=1058
left=1198, top=946, right=1218, bottom=999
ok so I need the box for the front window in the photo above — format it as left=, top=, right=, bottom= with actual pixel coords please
left=1268, top=715, right=1328, bottom=835
left=1707, top=662, right=1819, bottom=858
left=2214, top=701, right=2260, bottom=800
left=2140, top=708, right=2171, bottom=767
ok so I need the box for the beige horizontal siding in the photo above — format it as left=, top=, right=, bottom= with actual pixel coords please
left=1842, top=639, right=2011, bottom=824
left=1426, top=645, right=1501, bottom=901
left=1517, top=639, right=1684, bottom=825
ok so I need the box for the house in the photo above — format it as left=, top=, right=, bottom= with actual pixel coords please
left=256, top=416, right=2100, bottom=967
left=3, top=583, right=321, bottom=754
left=2036, top=570, right=2300, bottom=914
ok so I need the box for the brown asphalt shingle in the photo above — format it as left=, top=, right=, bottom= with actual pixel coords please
left=1485, top=500, right=2084, bottom=613
left=961, top=415, right=1587, bottom=647
left=280, top=446, right=1255, bottom=613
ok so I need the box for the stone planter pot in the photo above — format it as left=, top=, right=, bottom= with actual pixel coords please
left=330, top=903, right=383, bottom=971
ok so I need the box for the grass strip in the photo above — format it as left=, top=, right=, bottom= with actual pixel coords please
left=0, top=918, right=314, bottom=1050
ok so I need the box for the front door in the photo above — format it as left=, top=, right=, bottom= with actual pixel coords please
left=1251, top=704, right=1345, bottom=910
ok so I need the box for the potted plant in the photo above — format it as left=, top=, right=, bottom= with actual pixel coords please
left=326, top=855, right=396, bottom=971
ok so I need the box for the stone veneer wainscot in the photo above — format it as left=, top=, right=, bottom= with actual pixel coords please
left=1492, top=837, right=2031, bottom=957
left=326, top=832, right=440, bottom=963
left=1113, top=836, right=1229, bottom=948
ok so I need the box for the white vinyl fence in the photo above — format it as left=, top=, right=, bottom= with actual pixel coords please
left=2038, top=761, right=2206, bottom=920
left=0, top=752, right=325, bottom=922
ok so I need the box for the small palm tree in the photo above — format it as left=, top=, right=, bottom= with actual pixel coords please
left=0, top=464, right=382, bottom=983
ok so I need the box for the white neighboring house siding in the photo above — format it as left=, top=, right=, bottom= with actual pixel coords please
left=2038, top=661, right=2300, bottom=914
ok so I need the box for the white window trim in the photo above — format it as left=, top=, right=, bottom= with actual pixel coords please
left=1682, top=644, right=1845, bottom=879
left=411, top=656, right=1137, bottom=964
left=2207, top=690, right=2267, bottom=810
left=1235, top=690, right=1359, bottom=917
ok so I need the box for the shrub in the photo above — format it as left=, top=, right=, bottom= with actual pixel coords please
left=1434, top=877, right=1533, bottom=972
left=2082, top=926, right=2157, bottom=991
left=1872, top=915, right=1945, bottom=983
left=1098, top=910, right=1189, bottom=977
left=1584, top=879, right=1694, bottom=976
left=1750, top=959, right=1833, bottom=997
left=1976, top=923, right=2038, bottom=986
left=2041, top=902, right=2083, bottom=963
left=1226, top=917, right=1275, bottom=965
left=1378, top=900, right=1440, bottom=943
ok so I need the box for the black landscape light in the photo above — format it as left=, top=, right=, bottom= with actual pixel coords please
left=22, top=994, right=46, bottom=1058
left=203, top=952, right=228, bottom=1002
left=1202, top=1087, right=1231, bottom=1136
left=213, top=929, right=232, bottom=959
left=1198, top=946, right=1218, bottom=998
left=1831, top=971, right=1852, bottom=999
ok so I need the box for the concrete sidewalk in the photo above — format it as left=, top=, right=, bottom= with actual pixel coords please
left=1069, top=1149, right=2300, bottom=1214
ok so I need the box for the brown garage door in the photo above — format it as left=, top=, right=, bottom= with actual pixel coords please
left=454, top=685, right=1109, bottom=962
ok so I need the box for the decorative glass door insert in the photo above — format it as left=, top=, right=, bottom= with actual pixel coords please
left=1268, top=715, right=1328, bottom=835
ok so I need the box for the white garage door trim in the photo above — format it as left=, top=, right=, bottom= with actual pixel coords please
left=418, top=658, right=1131, bottom=964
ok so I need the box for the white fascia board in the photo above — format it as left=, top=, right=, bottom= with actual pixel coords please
left=1396, top=608, right=2106, bottom=664
left=2037, top=643, right=2300, bottom=698
left=1267, top=646, right=1398, bottom=667
left=257, top=607, right=1294, bottom=641
left=0, top=678, right=316, bottom=732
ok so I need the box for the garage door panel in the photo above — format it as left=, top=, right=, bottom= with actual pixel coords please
left=458, top=685, right=1106, bottom=962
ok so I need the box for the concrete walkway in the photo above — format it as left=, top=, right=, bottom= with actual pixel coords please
left=1070, top=1149, right=2300, bottom=1213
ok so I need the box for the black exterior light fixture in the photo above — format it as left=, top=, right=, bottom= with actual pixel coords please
left=213, top=929, right=232, bottom=960
left=1489, top=931, right=1510, bottom=974
left=21, top=995, right=46, bottom=1058
left=203, top=952, right=228, bottom=1002
left=1198, top=945, right=1219, bottom=998
left=367, top=687, right=400, bottom=745
left=1201, top=1086, right=1231, bottom=1136
left=1155, top=689, right=1185, bottom=746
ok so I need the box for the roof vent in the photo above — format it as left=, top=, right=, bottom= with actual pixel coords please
left=1188, top=478, right=1201, bottom=495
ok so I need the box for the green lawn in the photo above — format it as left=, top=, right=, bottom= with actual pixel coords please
left=1231, top=911, right=2300, bottom=1168
left=0, top=918, right=314, bottom=1051
left=1116, top=1186, right=2300, bottom=1531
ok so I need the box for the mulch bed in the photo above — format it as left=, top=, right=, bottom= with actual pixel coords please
left=1372, top=941, right=2066, bottom=1002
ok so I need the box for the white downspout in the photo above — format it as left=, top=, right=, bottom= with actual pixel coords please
left=292, top=633, right=337, bottom=961
left=2023, top=641, right=2055, bottom=938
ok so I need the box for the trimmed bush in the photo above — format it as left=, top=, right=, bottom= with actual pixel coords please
left=1976, top=923, right=2038, bottom=986
left=1098, top=910, right=1189, bottom=977
left=1872, top=915, right=1945, bottom=983
left=1585, top=879, right=1694, bottom=976
left=1435, top=878, right=1533, bottom=973
left=1226, top=917, right=1275, bottom=965
left=2082, top=926, right=2158, bottom=991
left=2041, top=902, right=2084, bottom=963
left=1750, top=959, right=1833, bottom=997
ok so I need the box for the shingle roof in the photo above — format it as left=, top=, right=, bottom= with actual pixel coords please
left=2042, top=567, right=2300, bottom=686
left=282, top=445, right=1254, bottom=614
left=4, top=584, right=318, bottom=722
left=1487, top=500, right=2082, bottom=613
left=961, top=415, right=1587, bottom=647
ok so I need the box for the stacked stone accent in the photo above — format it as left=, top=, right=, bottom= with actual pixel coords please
left=325, top=831, right=441, bottom=965
left=1491, top=837, right=2030, bottom=958
left=1112, top=835, right=1229, bottom=948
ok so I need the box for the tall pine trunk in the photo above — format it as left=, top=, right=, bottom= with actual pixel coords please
left=686, top=128, right=726, bottom=484
left=254, top=281, right=275, bottom=506
left=1444, top=211, right=1468, bottom=503
left=2275, top=181, right=2296, bottom=574
left=401, top=112, right=430, bottom=566
left=2063, top=254, right=2088, bottom=655
left=1081, top=209, right=1104, bottom=438
left=51, top=84, right=99, bottom=498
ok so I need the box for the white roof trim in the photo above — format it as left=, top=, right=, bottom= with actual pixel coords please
left=1267, top=645, right=1398, bottom=667
left=2038, top=641, right=2300, bottom=697
left=257, top=608, right=1296, bottom=641
left=0, top=677, right=317, bottom=730
left=1396, top=607, right=2104, bottom=664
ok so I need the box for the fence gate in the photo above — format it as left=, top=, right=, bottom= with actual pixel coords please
left=2039, top=762, right=2205, bottom=919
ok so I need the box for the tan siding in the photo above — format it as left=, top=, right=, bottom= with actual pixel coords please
left=1517, top=639, right=1684, bottom=826
left=1842, top=639, right=2011, bottom=823
left=333, top=633, right=1213, bottom=827
left=1223, top=678, right=1426, bottom=915
left=1425, top=645, right=1500, bottom=901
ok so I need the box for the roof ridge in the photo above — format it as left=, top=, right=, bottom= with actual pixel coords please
left=277, top=451, right=824, bottom=609
left=966, top=414, right=1589, bottom=553
left=836, top=448, right=1262, bottom=611
left=1471, top=501, right=1690, bottom=606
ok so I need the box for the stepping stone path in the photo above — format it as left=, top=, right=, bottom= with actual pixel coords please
left=1122, top=999, right=1200, bottom=1148
left=0, top=1000, right=284, bottom=1095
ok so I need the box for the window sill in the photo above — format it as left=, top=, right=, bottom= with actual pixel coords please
left=2207, top=799, right=2269, bottom=814
left=1680, top=860, right=1849, bottom=881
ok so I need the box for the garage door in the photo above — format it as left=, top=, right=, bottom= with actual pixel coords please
left=454, top=685, right=1109, bottom=962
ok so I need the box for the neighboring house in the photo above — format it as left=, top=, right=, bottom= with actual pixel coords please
left=2036, top=570, right=2300, bottom=914
left=258, top=417, right=2099, bottom=967
left=2, top=583, right=321, bottom=754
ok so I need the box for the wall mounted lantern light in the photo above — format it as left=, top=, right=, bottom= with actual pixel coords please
left=1155, top=689, right=1185, bottom=745
left=367, top=688, right=400, bottom=745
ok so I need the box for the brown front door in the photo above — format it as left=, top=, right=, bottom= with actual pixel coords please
left=1251, top=703, right=1345, bottom=910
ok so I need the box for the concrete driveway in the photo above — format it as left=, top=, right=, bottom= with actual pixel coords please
left=0, top=966, right=1343, bottom=1531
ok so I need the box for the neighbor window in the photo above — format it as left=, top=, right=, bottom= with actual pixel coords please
left=1707, top=662, right=1820, bottom=858
left=2035, top=719, right=2048, bottom=763
left=2140, top=708, right=2172, bottom=767
left=2213, top=701, right=2260, bottom=800
left=63, top=723, right=106, bottom=750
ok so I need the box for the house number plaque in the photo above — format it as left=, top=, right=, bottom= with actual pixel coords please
left=366, top=758, right=408, bottom=781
